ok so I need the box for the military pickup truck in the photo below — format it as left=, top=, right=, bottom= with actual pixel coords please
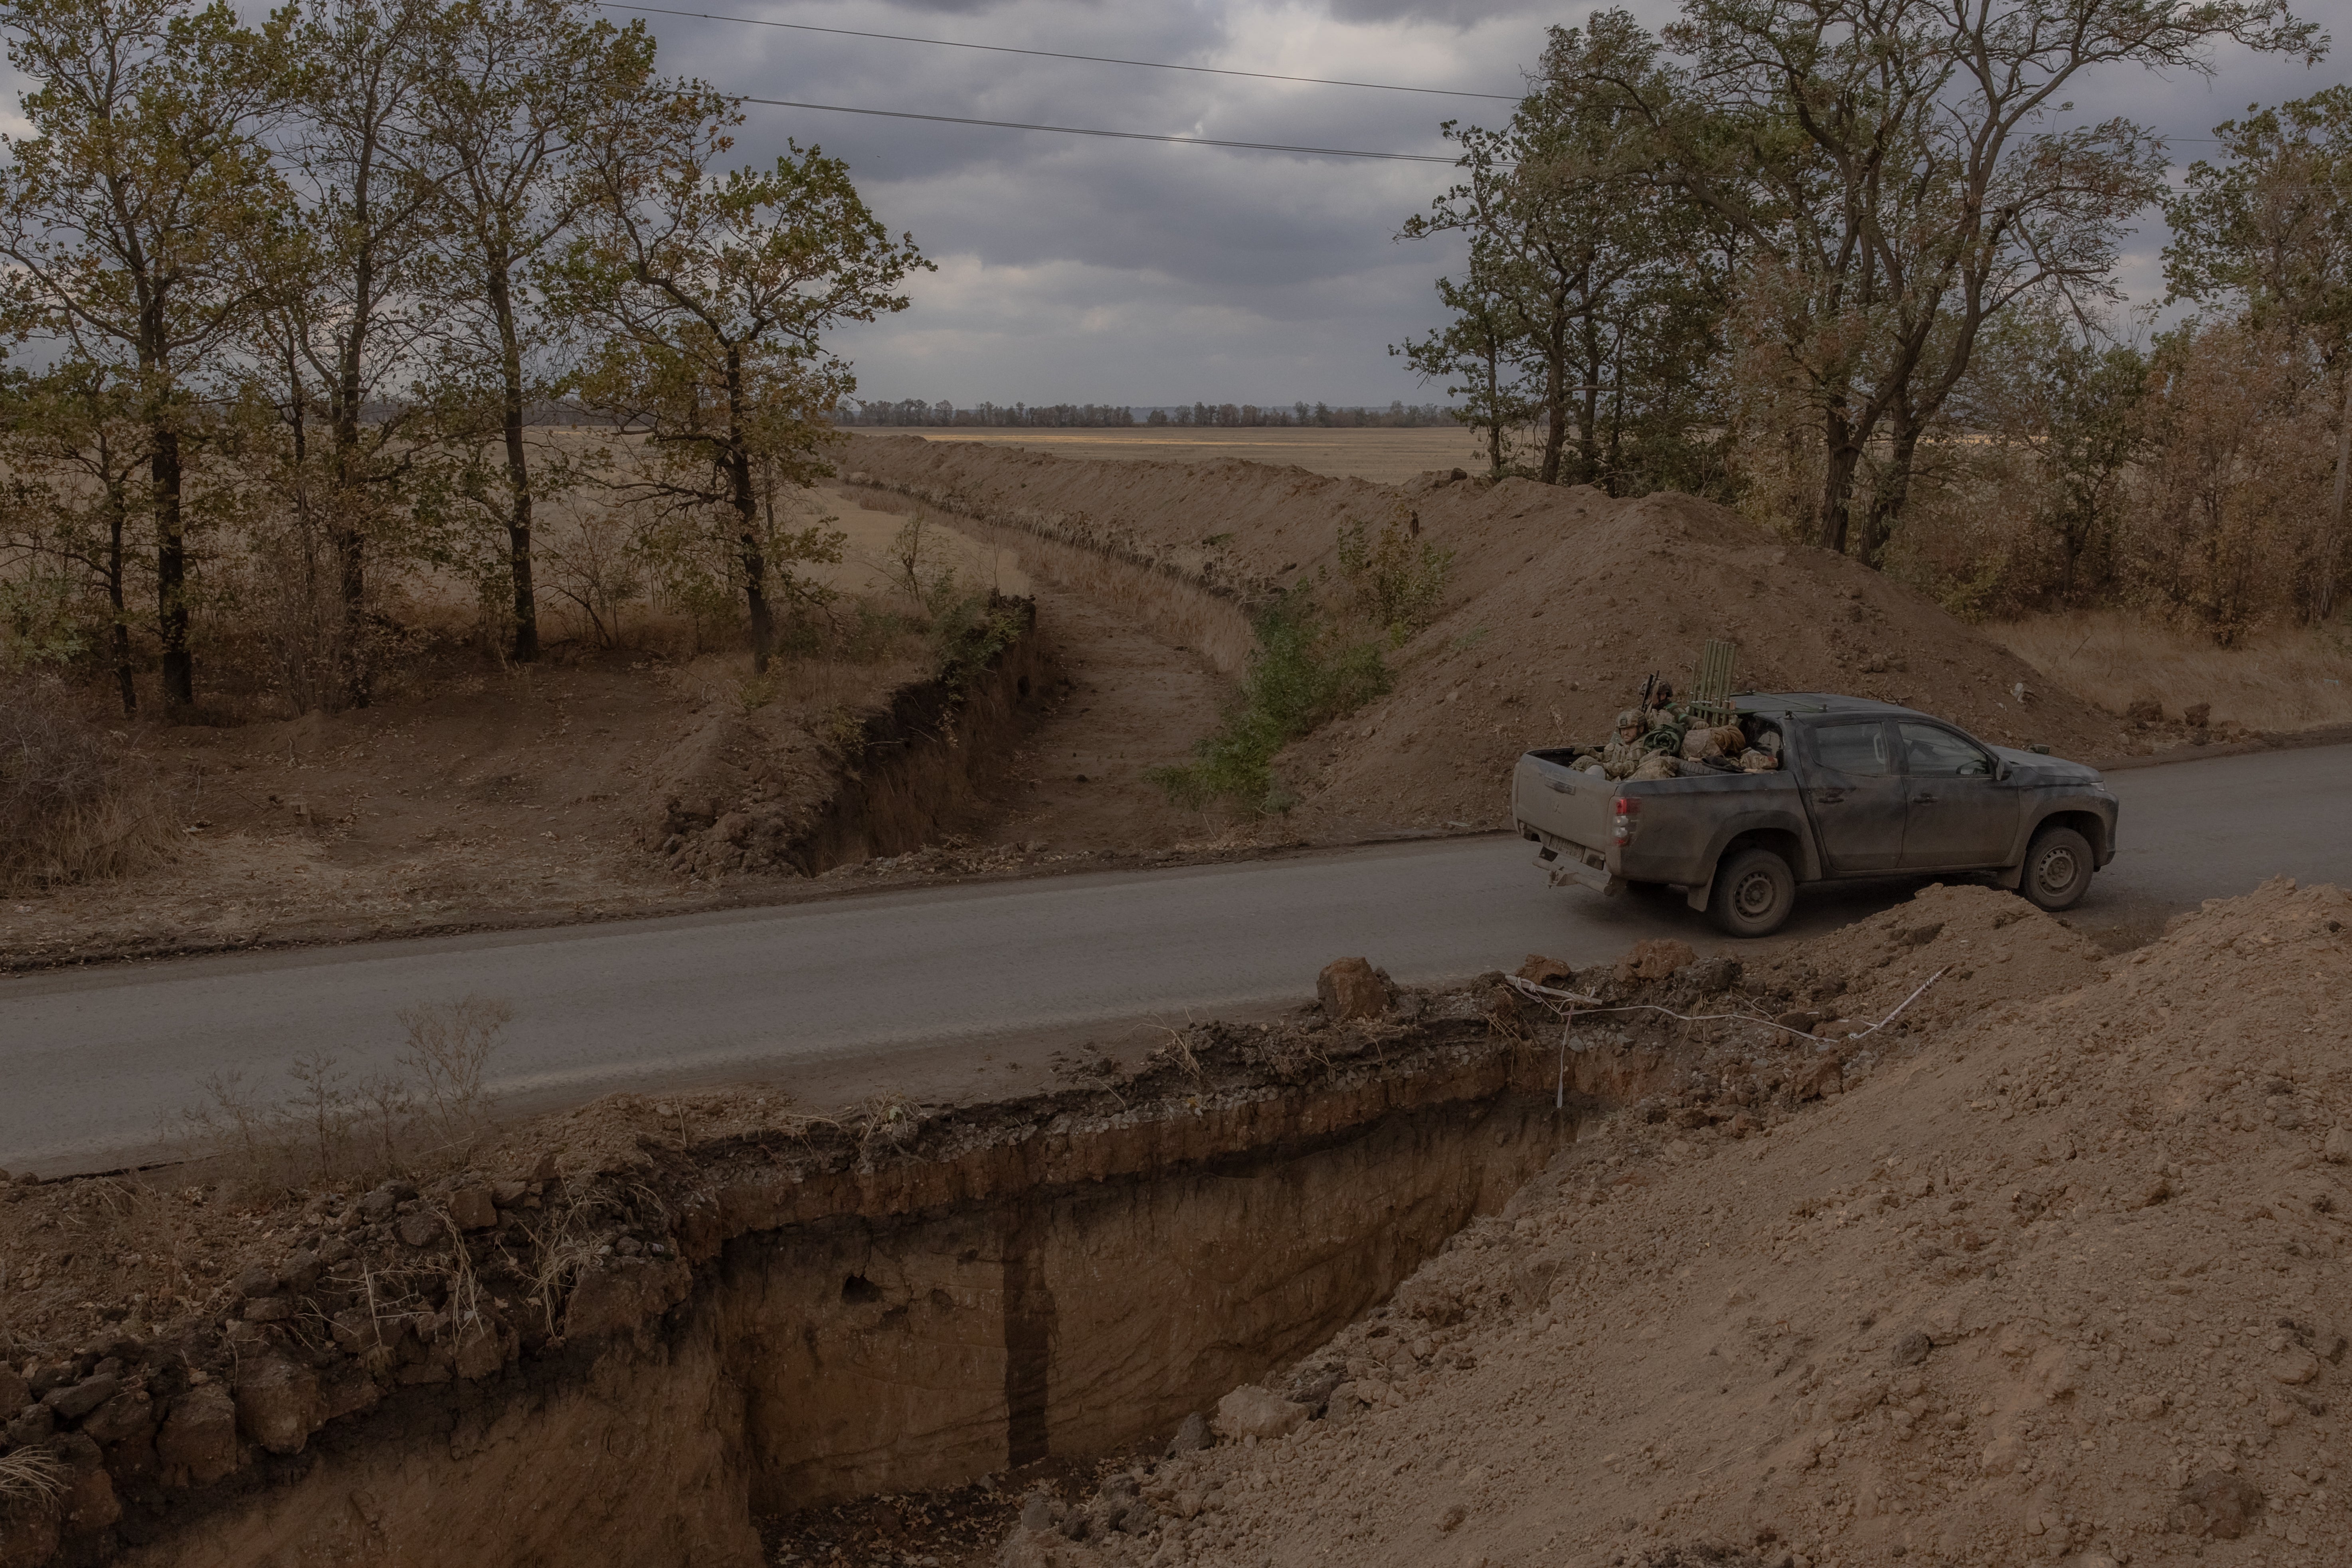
left=1511, top=693, right=2119, bottom=937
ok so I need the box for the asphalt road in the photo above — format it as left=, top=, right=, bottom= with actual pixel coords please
left=6, top=743, right=2347, bottom=1176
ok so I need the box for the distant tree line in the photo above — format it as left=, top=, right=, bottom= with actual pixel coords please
left=0, top=0, right=924, bottom=716
left=1399, top=1, right=2348, bottom=639
left=1147, top=402, right=1450, bottom=429
left=835, top=400, right=1138, bottom=427
left=835, top=399, right=1452, bottom=429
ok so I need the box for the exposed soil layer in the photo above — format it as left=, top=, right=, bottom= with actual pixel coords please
left=1011, top=878, right=2352, bottom=1568
left=0, top=974, right=1581, bottom=1566
left=845, top=437, right=2137, bottom=838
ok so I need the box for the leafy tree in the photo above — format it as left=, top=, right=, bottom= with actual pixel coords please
left=255, top=0, right=446, bottom=706
left=1956, top=306, right=2149, bottom=602
left=2166, top=87, right=2352, bottom=620
left=564, top=104, right=926, bottom=672
left=0, top=361, right=148, bottom=708
left=0, top=0, right=291, bottom=708
left=1564, top=0, right=2308, bottom=560
left=1402, top=18, right=1731, bottom=494
left=414, top=0, right=653, bottom=662
left=1394, top=225, right=1532, bottom=479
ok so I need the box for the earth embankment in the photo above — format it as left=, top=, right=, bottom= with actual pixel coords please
left=845, top=436, right=2127, bottom=838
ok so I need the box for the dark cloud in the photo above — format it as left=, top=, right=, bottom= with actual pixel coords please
left=1320, top=0, right=1555, bottom=27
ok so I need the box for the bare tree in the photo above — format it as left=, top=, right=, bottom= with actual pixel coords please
left=254, top=0, right=447, bottom=708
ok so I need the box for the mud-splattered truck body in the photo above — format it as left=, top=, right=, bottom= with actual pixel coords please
left=1510, top=693, right=2119, bottom=936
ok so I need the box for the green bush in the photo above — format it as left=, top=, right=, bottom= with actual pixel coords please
left=1150, top=595, right=1391, bottom=813
left=1336, top=511, right=1453, bottom=643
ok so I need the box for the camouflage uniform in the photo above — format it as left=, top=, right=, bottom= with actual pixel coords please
left=1600, top=710, right=1648, bottom=779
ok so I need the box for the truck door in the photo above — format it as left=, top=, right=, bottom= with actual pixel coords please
left=1897, top=721, right=2019, bottom=869
left=1800, top=718, right=1907, bottom=872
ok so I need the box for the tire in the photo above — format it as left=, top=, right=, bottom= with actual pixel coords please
left=2019, top=825, right=2094, bottom=912
left=1708, top=847, right=1796, bottom=937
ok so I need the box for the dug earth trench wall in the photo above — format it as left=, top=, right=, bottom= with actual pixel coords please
left=651, top=594, right=1056, bottom=882
left=19, top=1009, right=1588, bottom=1568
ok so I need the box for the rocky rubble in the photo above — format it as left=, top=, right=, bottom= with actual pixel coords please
left=1004, top=878, right=2352, bottom=1568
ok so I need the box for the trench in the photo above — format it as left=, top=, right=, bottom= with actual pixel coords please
left=106, top=1034, right=1569, bottom=1568
left=788, top=594, right=1059, bottom=875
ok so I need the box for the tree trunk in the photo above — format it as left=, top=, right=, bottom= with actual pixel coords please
left=486, top=256, right=538, bottom=663
left=1535, top=294, right=1570, bottom=486
left=1577, top=308, right=1603, bottom=489
left=726, top=349, right=772, bottom=672
left=107, top=488, right=134, bottom=716
left=2320, top=363, right=2351, bottom=624
left=1856, top=398, right=1919, bottom=569
left=152, top=422, right=192, bottom=709
left=1816, top=403, right=1863, bottom=556
left=1482, top=338, right=1506, bottom=478
left=334, top=231, right=374, bottom=707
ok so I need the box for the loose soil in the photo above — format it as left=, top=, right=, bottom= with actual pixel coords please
left=1011, top=876, right=2352, bottom=1568
left=975, top=574, right=1235, bottom=855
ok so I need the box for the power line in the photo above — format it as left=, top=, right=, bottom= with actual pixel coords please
left=738, top=95, right=1461, bottom=162
left=597, top=3, right=1521, bottom=101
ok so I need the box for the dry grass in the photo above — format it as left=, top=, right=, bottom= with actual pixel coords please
left=842, top=425, right=1487, bottom=486
left=0, top=681, right=177, bottom=889
left=835, top=482, right=1256, bottom=679
left=169, top=995, right=514, bottom=1192
left=1987, top=610, right=2352, bottom=731
left=0, top=1446, right=71, bottom=1513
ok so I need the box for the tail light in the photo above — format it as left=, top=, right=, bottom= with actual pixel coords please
left=1611, top=794, right=1638, bottom=844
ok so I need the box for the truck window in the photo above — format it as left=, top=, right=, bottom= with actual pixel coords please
left=1811, top=720, right=1893, bottom=775
left=1899, top=722, right=1993, bottom=778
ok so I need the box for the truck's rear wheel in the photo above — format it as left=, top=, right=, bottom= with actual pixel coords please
left=1708, top=847, right=1795, bottom=937
left=2020, top=826, right=2093, bottom=912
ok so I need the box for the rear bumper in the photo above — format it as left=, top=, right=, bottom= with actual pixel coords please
left=1526, top=829, right=1625, bottom=896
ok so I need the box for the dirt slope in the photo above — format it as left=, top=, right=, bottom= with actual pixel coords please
left=1016, top=876, right=2352, bottom=1568
left=848, top=437, right=2127, bottom=836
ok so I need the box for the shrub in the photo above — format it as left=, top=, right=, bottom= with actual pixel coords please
left=1150, top=595, right=1392, bottom=813
left=0, top=681, right=174, bottom=888
left=1336, top=508, right=1454, bottom=643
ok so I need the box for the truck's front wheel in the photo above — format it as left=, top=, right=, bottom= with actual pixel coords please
left=2020, top=826, right=2093, bottom=912
left=1708, top=848, right=1795, bottom=937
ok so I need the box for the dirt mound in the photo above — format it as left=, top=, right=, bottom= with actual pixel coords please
left=848, top=437, right=2126, bottom=835
left=1023, top=876, right=2352, bottom=1567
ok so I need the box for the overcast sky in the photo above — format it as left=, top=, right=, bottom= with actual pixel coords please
left=615, top=0, right=2338, bottom=409
left=7, top=0, right=2328, bottom=407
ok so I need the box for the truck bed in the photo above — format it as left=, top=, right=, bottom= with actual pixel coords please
left=1511, top=747, right=1808, bottom=896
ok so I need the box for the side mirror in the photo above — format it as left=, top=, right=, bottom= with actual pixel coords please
left=1995, top=760, right=2012, bottom=782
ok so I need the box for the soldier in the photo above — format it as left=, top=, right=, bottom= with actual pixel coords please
left=1601, top=709, right=1648, bottom=779
left=1643, top=678, right=1680, bottom=733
